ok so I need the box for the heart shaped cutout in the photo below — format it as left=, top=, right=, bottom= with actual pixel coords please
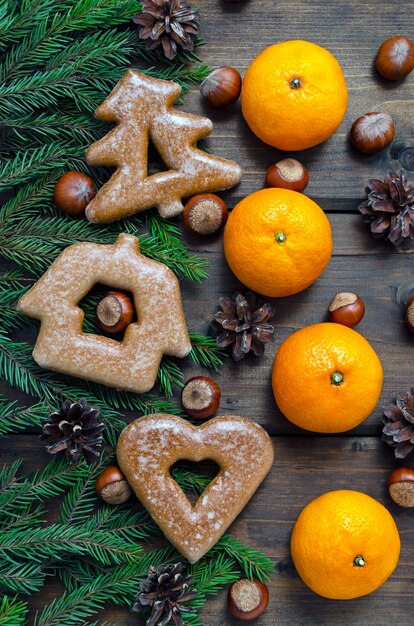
left=117, top=413, right=274, bottom=563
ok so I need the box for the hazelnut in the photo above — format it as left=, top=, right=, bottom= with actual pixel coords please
left=350, top=112, right=395, bottom=154
left=200, top=66, right=242, bottom=108
left=183, top=194, right=228, bottom=235
left=388, top=467, right=414, bottom=507
left=406, top=295, right=414, bottom=333
left=96, top=291, right=134, bottom=335
left=181, top=376, right=221, bottom=419
left=96, top=465, right=132, bottom=505
left=328, top=292, right=365, bottom=328
left=375, top=36, right=414, bottom=80
left=227, top=578, right=269, bottom=621
left=265, top=158, right=309, bottom=192
left=54, top=171, right=96, bottom=218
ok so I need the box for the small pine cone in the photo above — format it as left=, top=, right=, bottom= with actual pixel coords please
left=133, top=563, right=197, bottom=626
left=358, top=170, right=414, bottom=246
left=382, top=389, right=414, bottom=458
left=212, top=291, right=275, bottom=361
left=133, top=0, right=199, bottom=61
left=40, top=399, right=105, bottom=464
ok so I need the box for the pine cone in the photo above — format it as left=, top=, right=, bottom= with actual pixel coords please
left=382, top=389, right=414, bottom=458
left=133, top=0, right=199, bottom=61
left=132, top=563, right=197, bottom=626
left=358, top=170, right=414, bottom=246
left=212, top=291, right=275, bottom=361
left=40, top=399, right=105, bottom=464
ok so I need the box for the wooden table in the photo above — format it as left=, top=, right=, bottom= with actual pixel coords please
left=2, top=1, right=414, bottom=624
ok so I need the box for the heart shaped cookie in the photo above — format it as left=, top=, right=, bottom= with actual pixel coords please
left=117, top=413, right=274, bottom=563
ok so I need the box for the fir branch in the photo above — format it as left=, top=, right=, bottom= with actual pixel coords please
left=142, top=64, right=211, bottom=93
left=0, top=461, right=22, bottom=493
left=2, top=111, right=104, bottom=147
left=188, top=333, right=228, bottom=371
left=94, top=507, right=160, bottom=543
left=0, top=0, right=64, bottom=50
left=0, top=457, right=90, bottom=523
left=187, top=553, right=239, bottom=611
left=145, top=210, right=187, bottom=252
left=1, top=1, right=143, bottom=80
left=0, top=215, right=115, bottom=275
left=45, top=28, right=136, bottom=72
left=59, top=455, right=113, bottom=526
left=192, top=552, right=239, bottom=595
left=0, top=397, right=48, bottom=437
left=156, top=358, right=184, bottom=398
left=0, top=215, right=208, bottom=281
left=0, top=561, right=46, bottom=595
left=171, top=468, right=212, bottom=495
left=0, top=333, right=65, bottom=401
left=212, top=533, right=275, bottom=583
left=34, top=548, right=177, bottom=626
left=0, top=68, right=85, bottom=115
left=0, top=595, right=28, bottom=625
left=69, top=377, right=183, bottom=418
left=140, top=234, right=209, bottom=282
left=0, top=520, right=144, bottom=569
left=0, top=144, right=87, bottom=192
left=0, top=276, right=31, bottom=332
left=56, top=559, right=111, bottom=594
left=0, top=174, right=59, bottom=224
left=0, top=506, right=44, bottom=534
left=0, top=31, right=141, bottom=115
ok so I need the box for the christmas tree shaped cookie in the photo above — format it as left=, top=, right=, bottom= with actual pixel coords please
left=85, top=70, right=242, bottom=223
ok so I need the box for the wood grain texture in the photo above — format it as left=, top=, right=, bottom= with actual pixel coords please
left=1, top=0, right=414, bottom=624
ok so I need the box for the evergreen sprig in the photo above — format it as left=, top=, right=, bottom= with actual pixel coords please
left=0, top=595, right=28, bottom=625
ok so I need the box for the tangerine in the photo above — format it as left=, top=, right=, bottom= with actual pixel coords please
left=272, top=323, right=383, bottom=433
left=241, top=40, right=348, bottom=151
left=223, top=188, right=332, bottom=298
left=291, top=490, right=400, bottom=600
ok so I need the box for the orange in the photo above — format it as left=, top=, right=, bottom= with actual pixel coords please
left=291, top=490, right=400, bottom=600
left=241, top=40, right=348, bottom=151
left=272, top=323, right=383, bottom=433
left=223, top=188, right=332, bottom=298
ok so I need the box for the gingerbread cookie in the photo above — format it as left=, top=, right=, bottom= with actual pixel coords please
left=85, top=70, right=242, bottom=223
left=117, top=413, right=274, bottom=563
left=17, top=234, right=191, bottom=394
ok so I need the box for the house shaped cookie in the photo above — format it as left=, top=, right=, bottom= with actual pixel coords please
left=17, top=233, right=191, bottom=394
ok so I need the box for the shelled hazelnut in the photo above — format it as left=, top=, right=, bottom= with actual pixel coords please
left=375, top=36, right=414, bottom=80
left=227, top=578, right=269, bottom=621
left=96, top=465, right=132, bottom=504
left=388, top=467, right=414, bottom=507
left=181, top=376, right=221, bottom=419
left=350, top=112, right=395, bottom=154
left=265, top=158, right=309, bottom=192
left=54, top=171, right=96, bottom=217
left=200, top=66, right=242, bottom=108
left=328, top=292, right=365, bottom=328
left=96, top=291, right=134, bottom=334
